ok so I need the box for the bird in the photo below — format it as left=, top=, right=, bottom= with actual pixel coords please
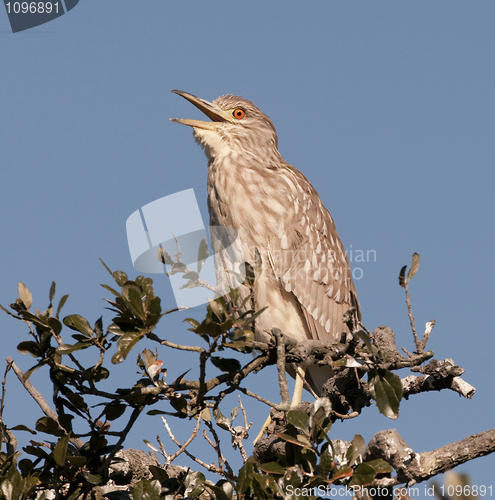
left=170, top=89, right=361, bottom=409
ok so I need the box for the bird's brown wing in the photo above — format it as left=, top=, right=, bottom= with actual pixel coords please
left=272, top=165, right=361, bottom=342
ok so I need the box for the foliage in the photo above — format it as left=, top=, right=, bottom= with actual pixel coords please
left=0, top=253, right=476, bottom=498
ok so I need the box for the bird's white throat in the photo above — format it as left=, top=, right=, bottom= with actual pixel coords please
left=193, top=128, right=231, bottom=160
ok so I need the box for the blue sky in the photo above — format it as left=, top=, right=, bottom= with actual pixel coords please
left=1, top=1, right=494, bottom=493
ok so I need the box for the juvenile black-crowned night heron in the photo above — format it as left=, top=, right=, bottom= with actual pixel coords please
left=171, top=90, right=361, bottom=414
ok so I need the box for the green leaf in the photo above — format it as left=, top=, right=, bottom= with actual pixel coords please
left=18, top=282, right=33, bottom=310
left=287, top=410, right=310, bottom=434
left=112, top=332, right=145, bottom=364
left=9, top=424, right=36, bottom=435
left=35, top=417, right=63, bottom=437
left=408, top=252, right=420, bottom=280
left=364, top=458, right=393, bottom=474
left=207, top=298, right=225, bottom=322
left=122, top=282, right=145, bottom=319
left=82, top=471, right=102, bottom=485
left=49, top=281, right=56, bottom=303
left=211, top=356, right=241, bottom=373
left=148, top=465, right=169, bottom=485
left=197, top=238, right=210, bottom=273
left=63, top=314, right=94, bottom=338
left=55, top=294, right=69, bottom=319
left=348, top=462, right=377, bottom=486
left=398, top=265, right=407, bottom=288
left=184, top=317, right=200, bottom=329
left=259, top=462, right=285, bottom=475
left=48, top=317, right=62, bottom=336
left=346, top=434, right=365, bottom=466
left=16, top=341, right=41, bottom=357
left=56, top=342, right=91, bottom=355
left=132, top=479, right=162, bottom=500
left=53, top=434, right=70, bottom=466
left=320, top=446, right=334, bottom=477
left=101, top=283, right=121, bottom=297
left=368, top=369, right=403, bottom=419
left=112, top=270, right=128, bottom=286
left=277, top=432, right=311, bottom=448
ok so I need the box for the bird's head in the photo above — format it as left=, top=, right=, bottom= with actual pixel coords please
left=170, top=90, right=279, bottom=162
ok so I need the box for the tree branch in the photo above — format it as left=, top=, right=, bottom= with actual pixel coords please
left=363, top=428, right=495, bottom=486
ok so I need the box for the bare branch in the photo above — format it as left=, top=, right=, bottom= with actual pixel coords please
left=6, top=356, right=84, bottom=449
left=363, top=428, right=495, bottom=486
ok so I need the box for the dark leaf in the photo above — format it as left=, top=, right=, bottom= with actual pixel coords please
left=368, top=370, right=402, bottom=419
left=259, top=462, right=286, bottom=475
left=10, top=425, right=36, bottom=435
left=82, top=471, right=102, bottom=485
left=348, top=462, right=377, bottom=486
left=17, top=341, right=41, bottom=357
left=211, top=356, right=241, bottom=373
left=35, top=417, right=63, bottom=437
left=53, top=434, right=70, bottom=466
left=132, top=479, right=162, bottom=500
left=55, top=294, right=69, bottom=319
left=112, top=332, right=144, bottom=364
left=149, top=465, right=169, bottom=485
left=47, top=317, right=62, bottom=336
left=364, top=458, right=393, bottom=474
left=63, top=314, right=94, bottom=338
left=398, top=265, right=407, bottom=288
left=101, top=283, right=121, bottom=297
left=330, top=465, right=353, bottom=482
left=320, top=447, right=334, bottom=477
left=287, top=410, right=310, bottom=434
left=56, top=342, right=91, bottom=355
left=277, top=433, right=311, bottom=449
left=122, top=282, right=145, bottom=319
left=49, top=281, right=56, bottom=303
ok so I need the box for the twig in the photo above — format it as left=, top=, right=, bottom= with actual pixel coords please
left=147, top=332, right=205, bottom=353
left=419, top=319, right=435, bottom=351
left=404, top=280, right=420, bottom=352
left=161, top=417, right=218, bottom=473
left=204, top=420, right=235, bottom=479
left=6, top=357, right=84, bottom=449
left=163, top=415, right=202, bottom=464
left=101, top=405, right=143, bottom=471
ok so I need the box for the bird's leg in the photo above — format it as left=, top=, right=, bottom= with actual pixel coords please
left=253, top=362, right=308, bottom=444
left=291, top=362, right=306, bottom=407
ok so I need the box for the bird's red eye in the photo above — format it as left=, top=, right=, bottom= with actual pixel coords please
left=233, top=108, right=245, bottom=119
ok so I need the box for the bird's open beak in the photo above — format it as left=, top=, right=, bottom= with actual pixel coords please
left=170, top=90, right=233, bottom=130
